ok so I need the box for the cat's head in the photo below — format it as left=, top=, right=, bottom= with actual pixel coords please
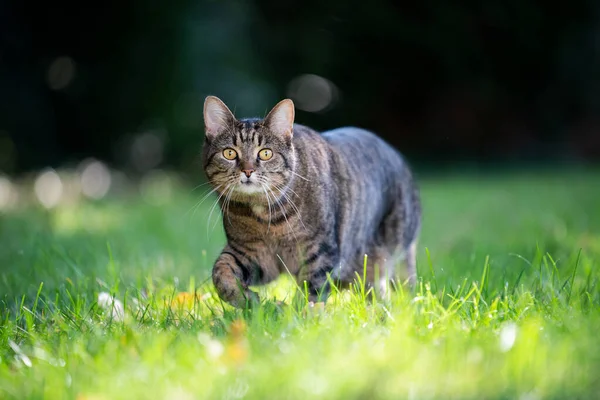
left=202, top=96, right=297, bottom=200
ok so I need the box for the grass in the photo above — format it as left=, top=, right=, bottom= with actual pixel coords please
left=1, top=167, right=600, bottom=399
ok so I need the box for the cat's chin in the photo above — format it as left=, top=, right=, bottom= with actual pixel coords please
left=234, top=182, right=264, bottom=195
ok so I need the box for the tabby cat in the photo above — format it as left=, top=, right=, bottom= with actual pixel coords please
left=202, top=96, right=421, bottom=307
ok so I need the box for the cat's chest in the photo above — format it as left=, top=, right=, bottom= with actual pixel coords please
left=251, top=205, right=267, bottom=215
left=226, top=202, right=305, bottom=242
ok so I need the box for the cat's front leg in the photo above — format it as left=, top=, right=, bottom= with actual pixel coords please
left=302, top=243, right=340, bottom=304
left=212, top=250, right=260, bottom=308
left=306, top=267, right=334, bottom=304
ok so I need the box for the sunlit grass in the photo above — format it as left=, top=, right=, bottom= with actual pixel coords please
left=1, top=168, right=599, bottom=399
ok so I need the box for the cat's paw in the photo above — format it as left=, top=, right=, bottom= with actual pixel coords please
left=240, top=289, right=260, bottom=308
left=223, top=289, right=260, bottom=309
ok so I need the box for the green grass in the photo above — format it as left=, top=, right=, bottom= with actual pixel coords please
left=1, top=168, right=600, bottom=399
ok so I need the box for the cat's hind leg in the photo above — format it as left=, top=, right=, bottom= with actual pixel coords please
left=362, top=247, right=394, bottom=301
left=382, top=240, right=419, bottom=294
left=375, top=237, right=419, bottom=296
left=378, top=201, right=420, bottom=292
left=405, top=239, right=418, bottom=288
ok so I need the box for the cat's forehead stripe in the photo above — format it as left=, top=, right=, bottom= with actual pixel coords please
left=235, top=120, right=261, bottom=146
left=242, top=121, right=250, bottom=141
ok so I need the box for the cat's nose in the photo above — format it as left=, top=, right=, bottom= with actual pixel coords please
left=242, top=169, right=255, bottom=178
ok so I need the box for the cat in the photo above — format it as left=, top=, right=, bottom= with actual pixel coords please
left=202, top=95, right=421, bottom=308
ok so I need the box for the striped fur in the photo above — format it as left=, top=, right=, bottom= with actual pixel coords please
left=202, top=96, right=421, bottom=307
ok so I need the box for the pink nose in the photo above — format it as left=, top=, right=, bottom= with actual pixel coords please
left=242, top=169, right=254, bottom=178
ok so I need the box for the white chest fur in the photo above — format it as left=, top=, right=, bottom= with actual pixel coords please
left=251, top=205, right=266, bottom=215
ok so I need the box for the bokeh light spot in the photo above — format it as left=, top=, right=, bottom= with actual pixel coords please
left=0, top=175, right=16, bottom=211
left=286, top=74, right=338, bottom=112
left=131, top=131, right=164, bottom=171
left=47, top=56, right=76, bottom=90
left=79, top=159, right=112, bottom=200
left=499, top=322, right=518, bottom=352
left=34, top=169, right=63, bottom=209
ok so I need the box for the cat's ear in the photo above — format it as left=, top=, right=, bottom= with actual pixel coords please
left=264, top=99, right=295, bottom=141
left=203, top=96, right=236, bottom=141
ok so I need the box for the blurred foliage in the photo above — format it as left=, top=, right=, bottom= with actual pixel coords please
left=1, top=0, right=599, bottom=175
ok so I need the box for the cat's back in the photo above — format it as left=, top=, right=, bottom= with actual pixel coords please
left=321, top=126, right=406, bottom=169
left=321, top=126, right=382, bottom=143
left=293, top=124, right=413, bottom=187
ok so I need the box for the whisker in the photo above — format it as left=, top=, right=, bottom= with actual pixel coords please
left=186, top=184, right=223, bottom=220
left=265, top=185, right=298, bottom=243
left=271, top=178, right=301, bottom=198
left=291, top=171, right=310, bottom=182
left=190, top=181, right=212, bottom=193
left=271, top=182, right=308, bottom=232
left=270, top=174, right=307, bottom=202
left=224, top=183, right=236, bottom=226
left=259, top=182, right=273, bottom=233
left=280, top=193, right=305, bottom=229
left=206, top=180, right=234, bottom=237
left=219, top=182, right=237, bottom=229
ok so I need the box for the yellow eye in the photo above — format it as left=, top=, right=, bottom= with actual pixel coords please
left=222, top=148, right=237, bottom=160
left=258, top=148, right=273, bottom=161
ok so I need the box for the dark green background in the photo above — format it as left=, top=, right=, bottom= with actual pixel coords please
left=1, top=0, right=599, bottom=175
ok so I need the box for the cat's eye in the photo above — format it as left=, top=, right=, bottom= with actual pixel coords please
left=222, top=148, right=238, bottom=160
left=258, top=149, right=273, bottom=161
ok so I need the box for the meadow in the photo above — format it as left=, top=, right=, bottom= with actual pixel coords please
left=1, top=167, right=599, bottom=399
